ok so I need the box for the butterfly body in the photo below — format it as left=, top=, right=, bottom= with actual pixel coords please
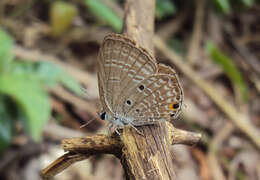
left=97, top=34, right=183, bottom=127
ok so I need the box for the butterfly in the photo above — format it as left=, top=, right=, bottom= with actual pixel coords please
left=97, top=34, right=183, bottom=129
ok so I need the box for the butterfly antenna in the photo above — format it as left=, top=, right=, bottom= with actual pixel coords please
left=80, top=118, right=95, bottom=129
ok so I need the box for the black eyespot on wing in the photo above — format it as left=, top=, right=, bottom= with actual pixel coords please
left=173, top=103, right=179, bottom=109
left=170, top=113, right=175, bottom=117
left=100, top=112, right=106, bottom=120
left=138, top=85, right=144, bottom=91
left=126, top=100, right=131, bottom=105
left=135, top=109, right=140, bottom=113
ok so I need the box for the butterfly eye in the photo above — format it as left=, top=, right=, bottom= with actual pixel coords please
left=100, top=112, right=106, bottom=120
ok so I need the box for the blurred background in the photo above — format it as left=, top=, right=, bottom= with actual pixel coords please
left=0, top=0, right=259, bottom=180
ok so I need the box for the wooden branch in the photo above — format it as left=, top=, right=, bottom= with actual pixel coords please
left=60, top=124, right=201, bottom=153
left=41, top=124, right=201, bottom=178
left=62, top=134, right=122, bottom=155
left=168, top=123, right=201, bottom=146
left=40, top=152, right=90, bottom=179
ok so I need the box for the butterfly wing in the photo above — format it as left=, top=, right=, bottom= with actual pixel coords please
left=98, top=34, right=158, bottom=115
left=122, top=64, right=183, bottom=125
left=98, top=34, right=183, bottom=126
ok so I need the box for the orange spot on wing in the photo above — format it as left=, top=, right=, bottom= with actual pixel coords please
left=168, top=103, right=175, bottom=110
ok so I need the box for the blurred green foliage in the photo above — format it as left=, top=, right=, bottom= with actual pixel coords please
left=156, top=0, right=177, bottom=19
left=207, top=42, right=248, bottom=102
left=213, top=0, right=256, bottom=14
left=84, top=0, right=123, bottom=32
left=214, top=0, right=232, bottom=14
left=0, top=28, right=83, bottom=153
left=83, top=0, right=257, bottom=33
left=83, top=0, right=177, bottom=32
left=0, top=29, right=13, bottom=73
left=0, top=73, right=50, bottom=142
left=50, top=1, right=78, bottom=36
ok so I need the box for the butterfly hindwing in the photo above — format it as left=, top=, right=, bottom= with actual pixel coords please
left=123, top=64, right=183, bottom=125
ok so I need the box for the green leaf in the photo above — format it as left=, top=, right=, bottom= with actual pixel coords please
left=239, top=0, right=255, bottom=7
left=0, top=28, right=14, bottom=73
left=10, top=61, right=84, bottom=96
left=0, top=60, right=83, bottom=141
left=0, top=74, right=51, bottom=141
left=50, top=1, right=78, bottom=36
left=213, top=0, right=231, bottom=14
left=156, top=0, right=177, bottom=19
left=32, top=61, right=84, bottom=96
left=59, top=72, right=85, bottom=96
left=10, top=61, right=61, bottom=87
left=207, top=41, right=248, bottom=101
left=34, top=61, right=84, bottom=96
left=84, top=0, right=123, bottom=32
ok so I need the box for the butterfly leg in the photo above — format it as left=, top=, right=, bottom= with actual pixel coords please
left=107, top=123, right=122, bottom=137
left=115, top=127, right=121, bottom=136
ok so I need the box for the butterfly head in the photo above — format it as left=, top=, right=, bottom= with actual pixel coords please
left=99, top=111, right=132, bottom=126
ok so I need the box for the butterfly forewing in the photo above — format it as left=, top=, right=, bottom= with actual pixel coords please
left=100, top=34, right=158, bottom=115
left=99, top=36, right=127, bottom=111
